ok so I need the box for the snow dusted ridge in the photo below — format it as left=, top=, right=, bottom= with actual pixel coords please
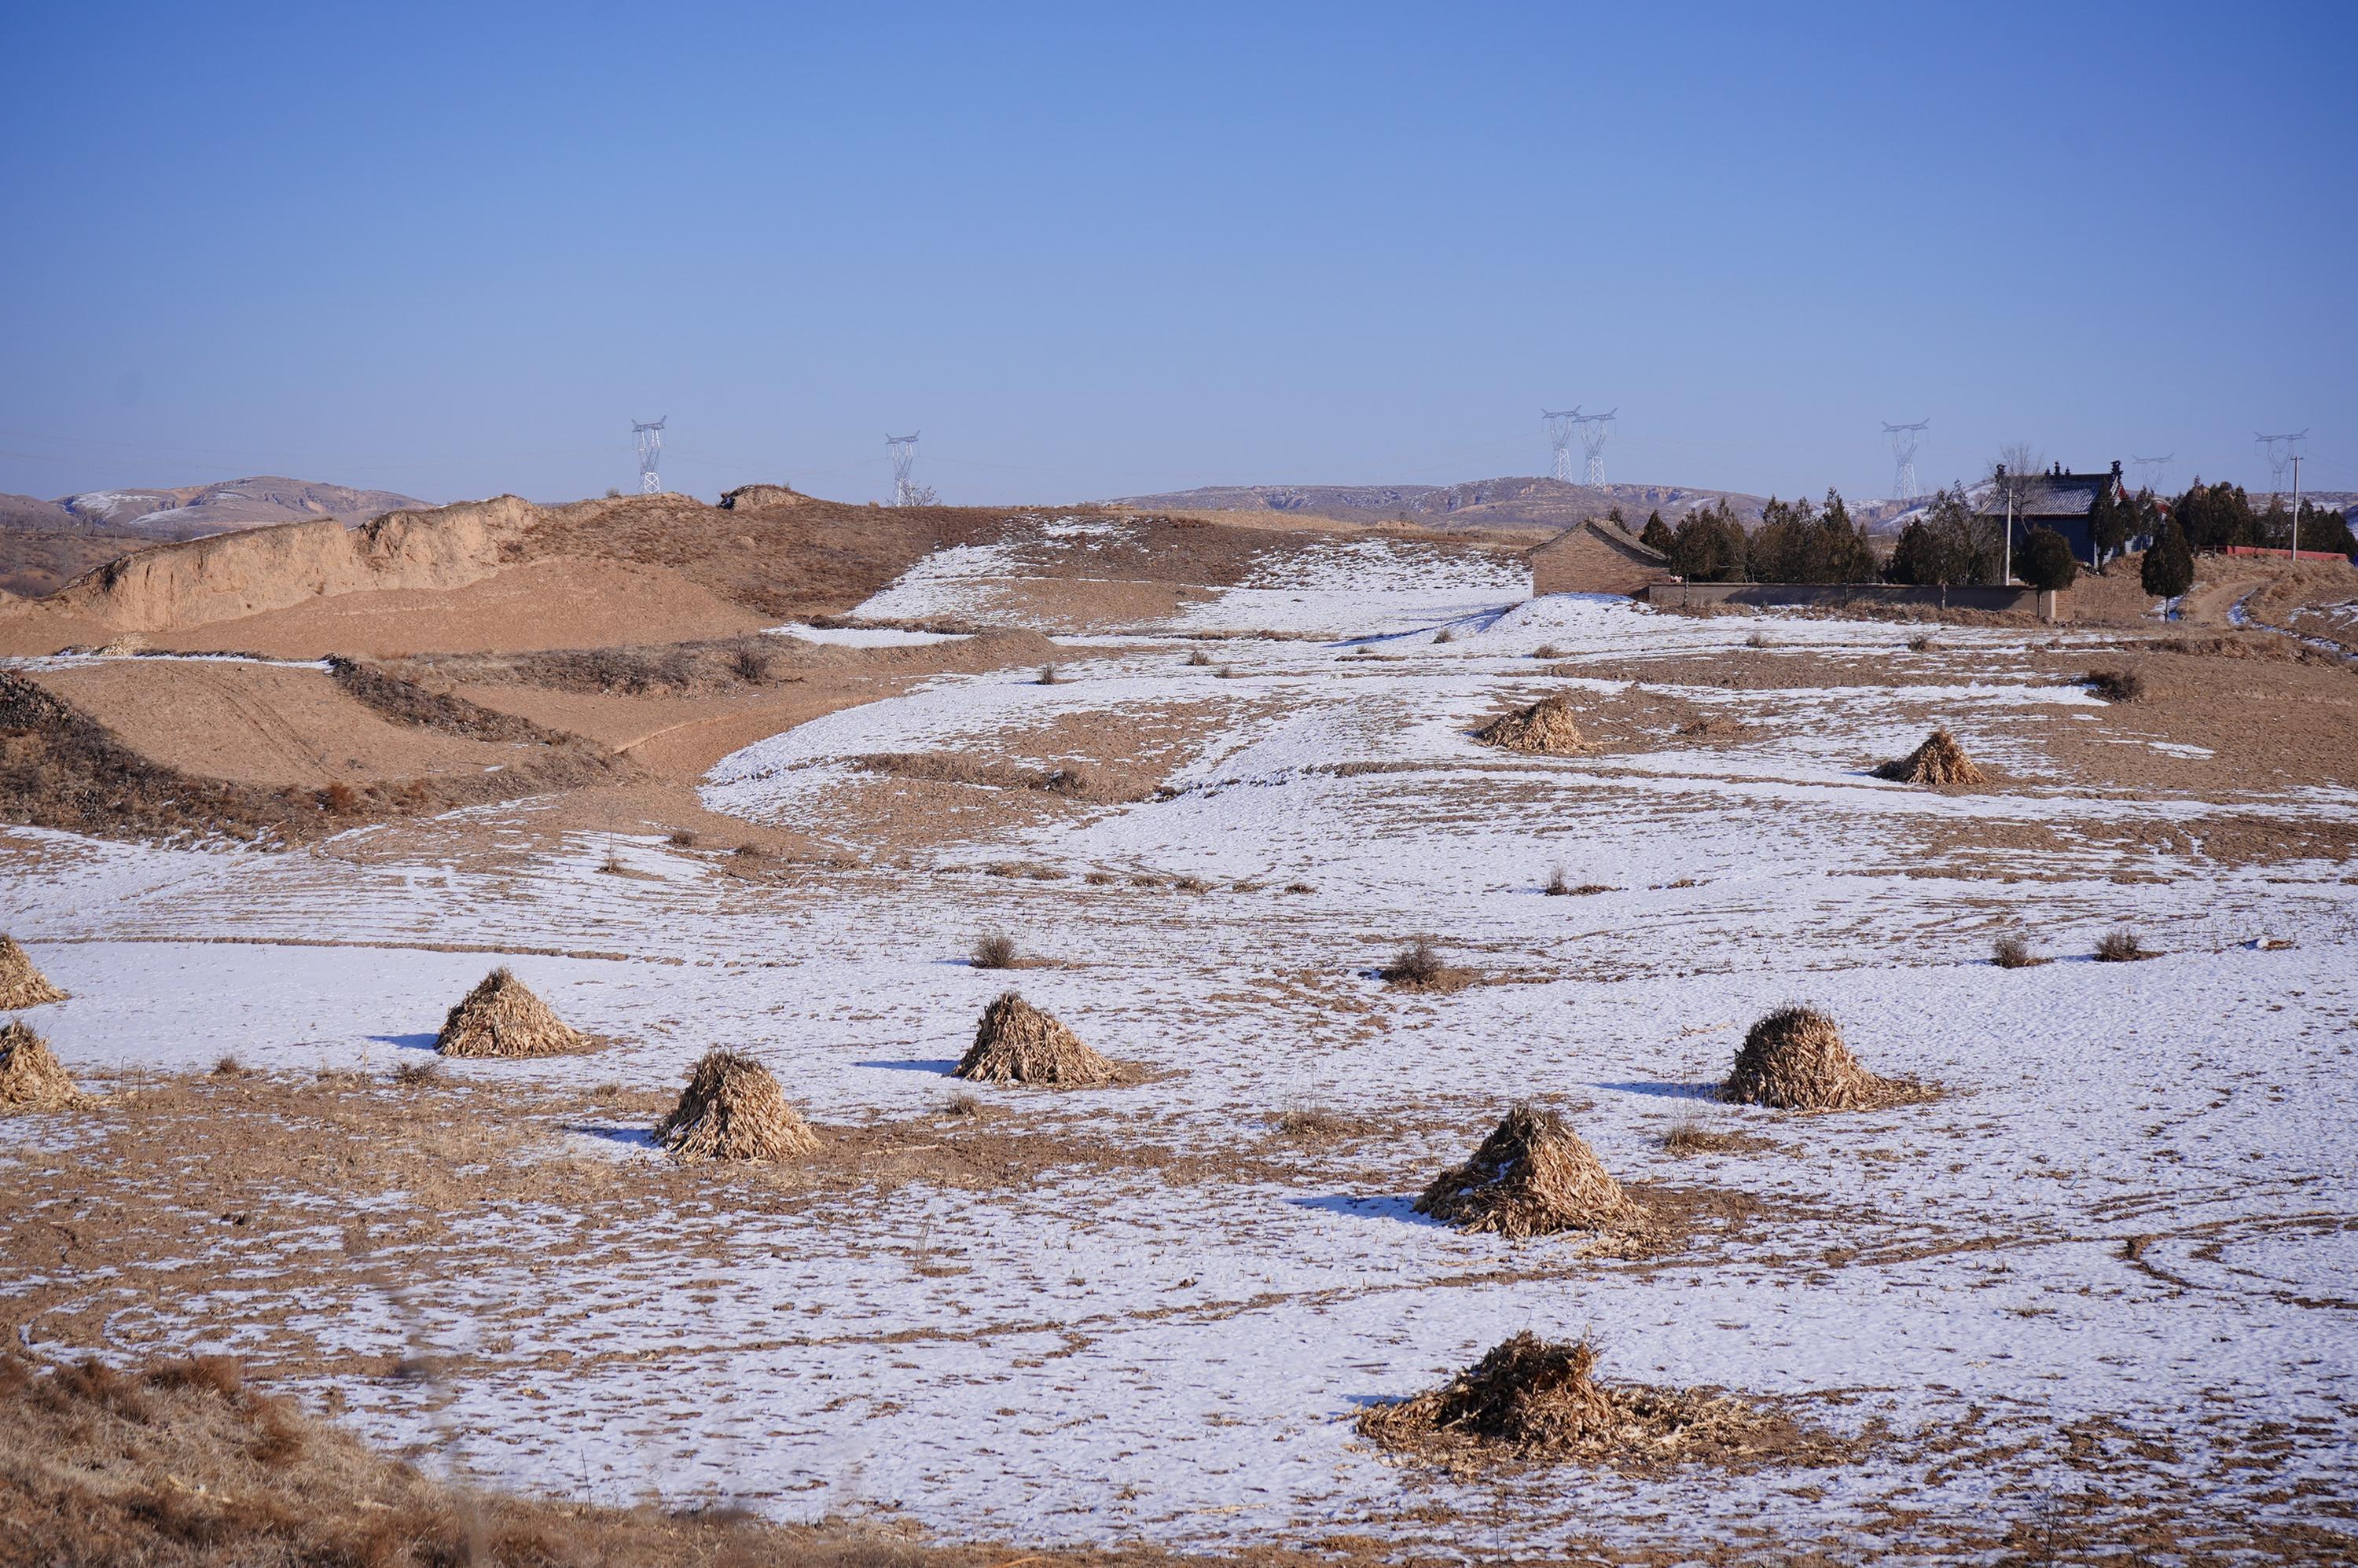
left=6, top=529, right=2356, bottom=1561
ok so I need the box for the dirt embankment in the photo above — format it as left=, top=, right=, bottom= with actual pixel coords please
left=0, top=659, right=632, bottom=846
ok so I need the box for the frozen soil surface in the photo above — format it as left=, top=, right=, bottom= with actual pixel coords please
left=4, top=528, right=2356, bottom=1563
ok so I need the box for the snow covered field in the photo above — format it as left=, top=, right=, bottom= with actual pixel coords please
left=5, top=536, right=2355, bottom=1561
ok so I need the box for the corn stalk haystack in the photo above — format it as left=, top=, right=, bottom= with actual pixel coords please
left=433, top=968, right=590, bottom=1058
left=1718, top=1006, right=1930, bottom=1113
left=1415, top=1105, right=1657, bottom=1245
left=0, top=1019, right=78, bottom=1111
left=955, top=991, right=1129, bottom=1088
left=0, top=936, right=68, bottom=1009
left=1872, top=727, right=1988, bottom=787
left=654, top=1048, right=820, bottom=1163
left=1475, top=694, right=1592, bottom=756
left=1357, top=1331, right=1824, bottom=1473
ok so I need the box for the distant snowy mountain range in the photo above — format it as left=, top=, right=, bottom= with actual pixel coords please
left=37, top=476, right=428, bottom=540
left=1109, top=475, right=2357, bottom=537
left=1106, top=476, right=1934, bottom=534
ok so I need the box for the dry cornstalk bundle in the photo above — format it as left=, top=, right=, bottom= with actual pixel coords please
left=1718, top=1006, right=1929, bottom=1112
left=954, top=991, right=1128, bottom=1088
left=0, top=1019, right=78, bottom=1111
left=654, top=1048, right=819, bottom=1163
left=1357, top=1331, right=1821, bottom=1471
left=0, top=935, right=68, bottom=1009
left=1872, top=727, right=1988, bottom=787
left=1475, top=693, right=1592, bottom=756
left=1415, top=1105, right=1655, bottom=1243
left=432, top=968, right=590, bottom=1058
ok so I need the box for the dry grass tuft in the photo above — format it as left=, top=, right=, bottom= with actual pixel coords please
left=1873, top=727, right=1989, bottom=788
left=1993, top=935, right=2048, bottom=969
left=654, top=1048, right=820, bottom=1162
left=1545, top=869, right=1612, bottom=896
left=1215, top=664, right=1240, bottom=679
left=955, top=991, right=1129, bottom=1088
left=390, top=1058, right=443, bottom=1088
left=1660, top=1114, right=1776, bottom=1159
left=1475, top=693, right=1592, bottom=756
left=1745, top=631, right=1772, bottom=649
left=1172, top=874, right=1211, bottom=893
left=1906, top=633, right=1940, bottom=652
left=1379, top=936, right=1475, bottom=993
left=971, top=931, right=1019, bottom=969
left=1185, top=648, right=1214, bottom=666
left=2083, top=666, right=2147, bottom=703
left=1036, top=663, right=1063, bottom=685
left=0, top=1019, right=78, bottom=1111
left=667, top=828, right=699, bottom=847
left=212, top=1054, right=244, bottom=1076
left=2094, top=927, right=2154, bottom=963
left=1284, top=881, right=1316, bottom=894
left=1415, top=1105, right=1656, bottom=1243
left=0, top=935, right=68, bottom=1009
left=1719, top=1006, right=1931, bottom=1113
left=940, top=1091, right=985, bottom=1119
left=1433, top=626, right=1456, bottom=644
left=1270, top=1100, right=1360, bottom=1139
left=1532, top=643, right=1563, bottom=659
left=1357, top=1331, right=1824, bottom=1472
left=432, top=967, right=591, bottom=1058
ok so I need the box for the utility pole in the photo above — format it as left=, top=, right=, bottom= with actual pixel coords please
left=1882, top=420, right=1928, bottom=501
left=2289, top=453, right=2301, bottom=561
left=1541, top=409, right=1581, bottom=483
left=633, top=417, right=667, bottom=494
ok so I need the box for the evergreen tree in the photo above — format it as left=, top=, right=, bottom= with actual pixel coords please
left=2141, top=516, right=2195, bottom=600
left=2295, top=500, right=2356, bottom=556
left=2088, top=489, right=2133, bottom=560
left=2016, top=527, right=2079, bottom=591
left=1669, top=499, right=1749, bottom=582
left=1639, top=510, right=1675, bottom=556
left=2171, top=479, right=2257, bottom=552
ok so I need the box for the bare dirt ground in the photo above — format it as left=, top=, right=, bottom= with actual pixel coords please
left=2, top=508, right=2354, bottom=1566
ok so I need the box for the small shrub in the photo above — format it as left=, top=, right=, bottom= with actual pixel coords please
left=391, top=1058, right=442, bottom=1087
left=733, top=843, right=766, bottom=859
left=1172, top=874, right=1211, bottom=893
left=1381, top=938, right=1444, bottom=988
left=1745, top=631, right=1770, bottom=649
left=667, top=828, right=698, bottom=848
left=212, top=1055, right=244, bottom=1076
left=1215, top=665, right=1240, bottom=679
left=2084, top=667, right=2146, bottom=703
left=942, top=1092, right=984, bottom=1119
left=1037, top=664, right=1063, bottom=685
left=320, top=780, right=361, bottom=813
left=1532, top=643, right=1562, bottom=659
left=1433, top=627, right=1455, bottom=644
left=1185, top=649, right=1213, bottom=667
left=1084, top=870, right=1118, bottom=885
left=1544, top=867, right=1573, bottom=896
left=598, top=850, right=627, bottom=875
left=1992, top=935, right=2046, bottom=969
left=1907, top=633, right=1939, bottom=653
left=729, top=645, right=774, bottom=684
left=1272, top=1102, right=1356, bottom=1138
left=971, top=931, right=1018, bottom=969
left=1283, top=881, right=1316, bottom=894
left=2095, top=927, right=2153, bottom=963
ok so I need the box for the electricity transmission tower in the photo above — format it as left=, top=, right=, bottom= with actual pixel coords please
left=2255, top=430, right=2306, bottom=498
left=1882, top=419, right=1929, bottom=501
left=632, top=417, right=667, bottom=494
left=1541, top=409, right=1581, bottom=483
left=2130, top=453, right=2173, bottom=495
left=1571, top=408, right=1616, bottom=487
left=887, top=432, right=923, bottom=506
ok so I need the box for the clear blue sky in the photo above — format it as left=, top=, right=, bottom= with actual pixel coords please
left=4, top=2, right=2352, bottom=508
